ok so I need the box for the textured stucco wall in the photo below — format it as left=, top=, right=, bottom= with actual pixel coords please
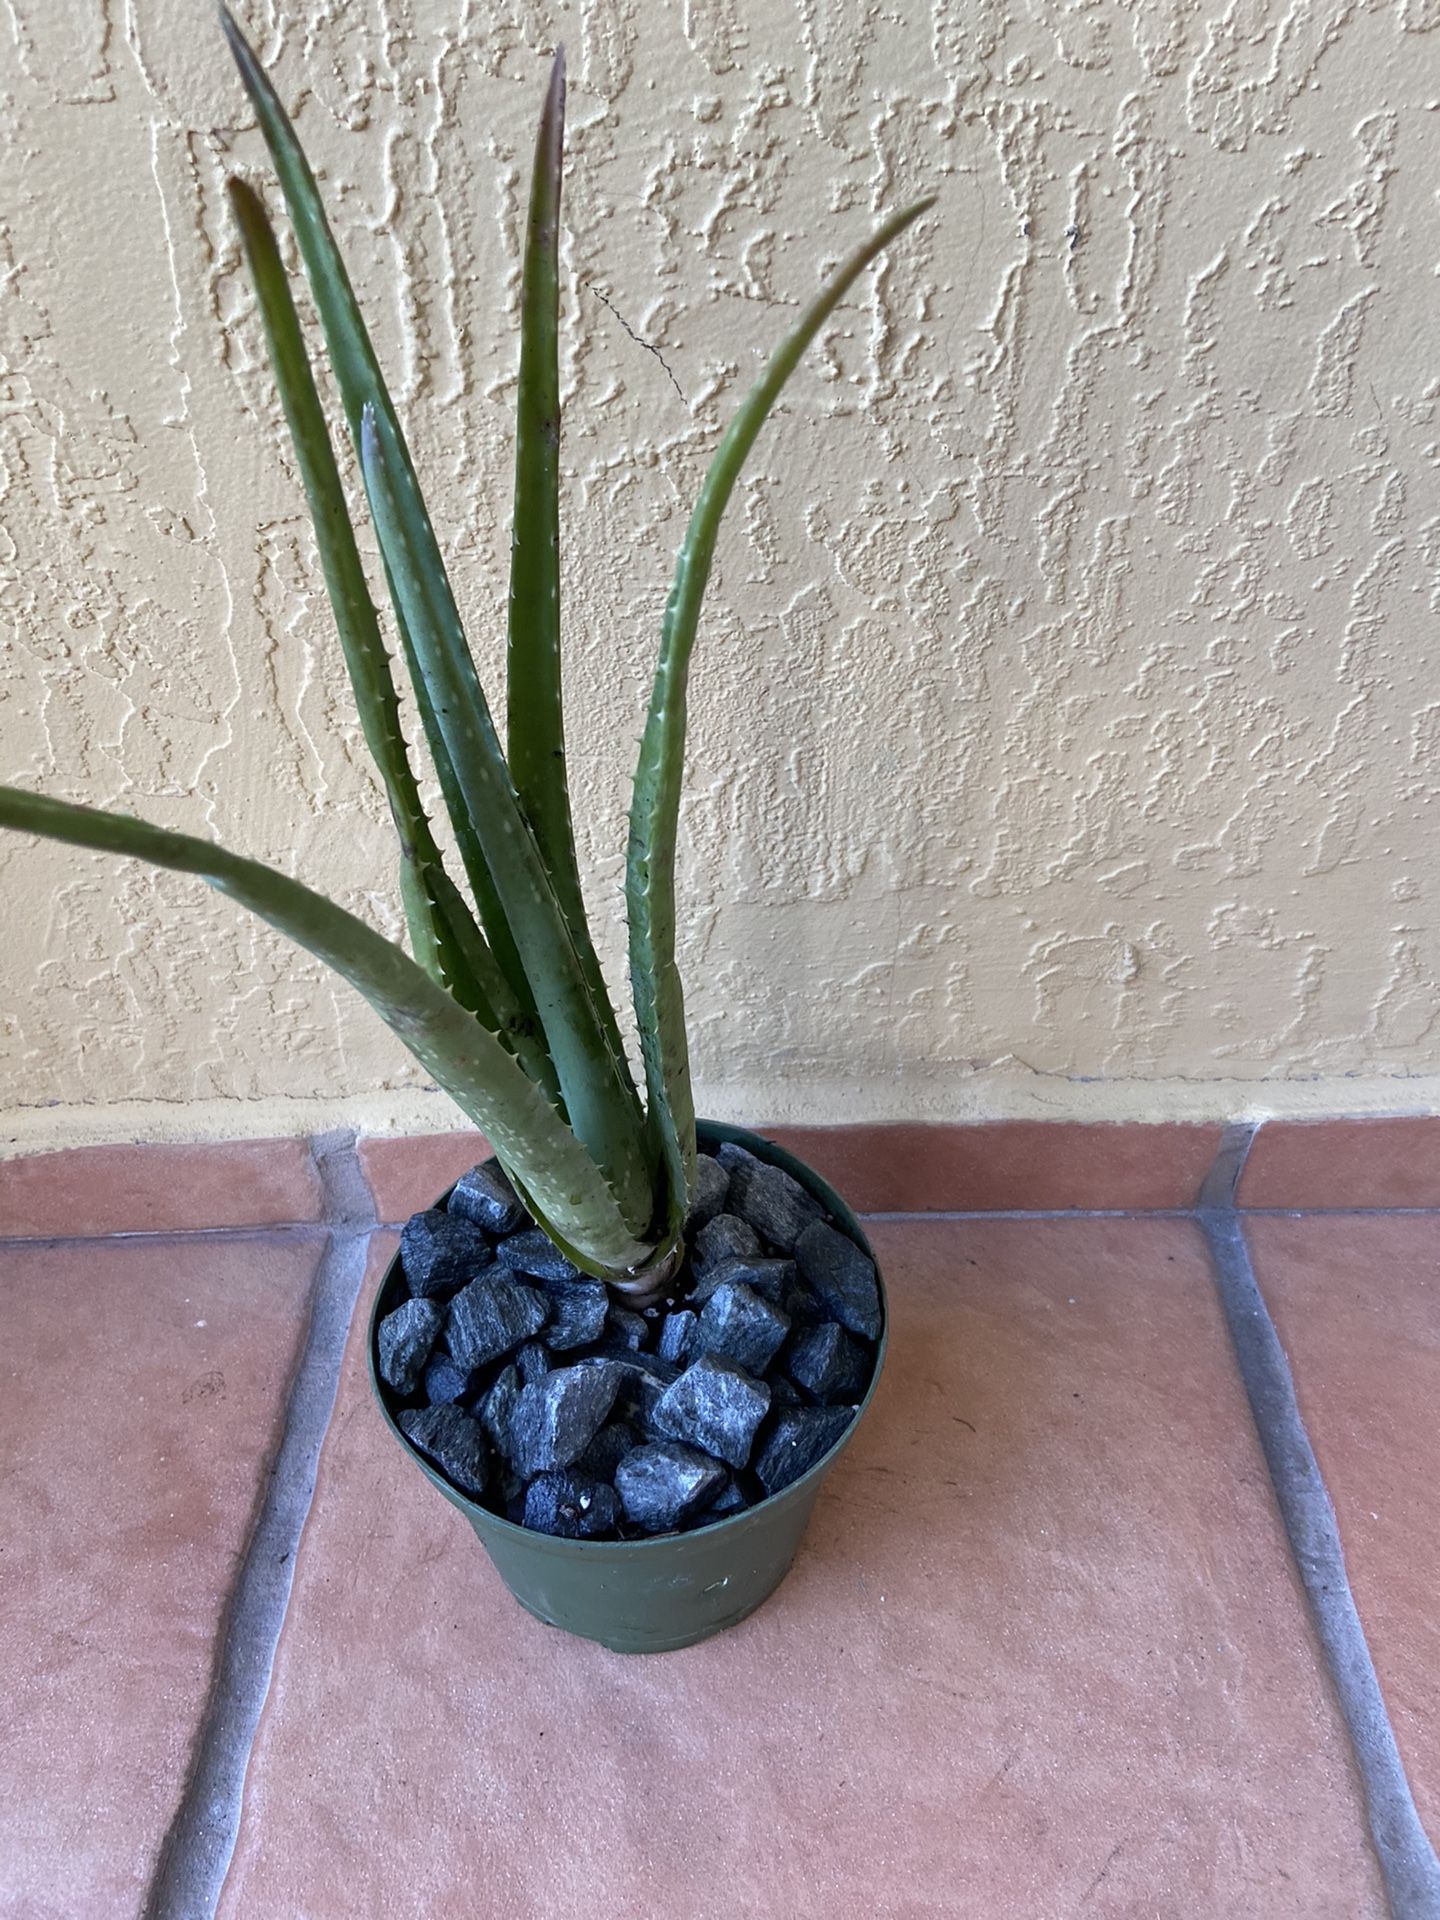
left=4, top=0, right=1440, bottom=1146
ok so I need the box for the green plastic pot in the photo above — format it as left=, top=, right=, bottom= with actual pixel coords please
left=368, top=1119, right=887, bottom=1653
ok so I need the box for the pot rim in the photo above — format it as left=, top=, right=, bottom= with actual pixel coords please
left=367, top=1117, right=888, bottom=1553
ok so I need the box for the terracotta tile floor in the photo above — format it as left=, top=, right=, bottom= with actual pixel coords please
left=1248, top=1216, right=1440, bottom=1840
left=0, top=1232, right=324, bottom=1920
left=0, top=1131, right=1435, bottom=1918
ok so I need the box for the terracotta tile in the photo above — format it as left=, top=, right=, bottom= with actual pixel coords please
left=1239, top=1117, right=1440, bottom=1210
left=0, top=1232, right=323, bottom=1919
left=220, top=1220, right=1380, bottom=1919
left=358, top=1132, right=490, bottom=1222
left=766, top=1121, right=1223, bottom=1212
left=1248, top=1214, right=1440, bottom=1836
left=0, top=1138, right=324, bottom=1238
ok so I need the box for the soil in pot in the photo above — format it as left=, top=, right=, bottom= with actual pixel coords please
left=373, top=1138, right=884, bottom=1542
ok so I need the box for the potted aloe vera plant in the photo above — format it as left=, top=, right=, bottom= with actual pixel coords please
left=0, top=12, right=931, bottom=1651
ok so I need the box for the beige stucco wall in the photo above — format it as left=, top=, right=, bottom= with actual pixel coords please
left=4, top=0, right=1440, bottom=1150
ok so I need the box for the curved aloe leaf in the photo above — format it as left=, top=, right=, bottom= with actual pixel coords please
left=220, top=7, right=543, bottom=1040
left=223, top=9, right=652, bottom=1224
left=421, top=708, right=545, bottom=1052
left=0, top=785, right=651, bottom=1275
left=360, top=403, right=652, bottom=1230
left=505, top=50, right=637, bottom=1121
left=226, top=178, right=559, bottom=1099
left=626, top=195, right=936, bottom=1219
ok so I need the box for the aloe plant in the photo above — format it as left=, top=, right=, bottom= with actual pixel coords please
left=0, top=12, right=932, bottom=1296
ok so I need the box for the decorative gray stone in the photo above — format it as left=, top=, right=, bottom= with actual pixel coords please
left=495, top=1226, right=582, bottom=1285
left=786, top=1321, right=872, bottom=1405
left=782, top=1277, right=829, bottom=1330
left=478, top=1363, right=521, bottom=1465
left=706, top=1477, right=749, bottom=1519
left=770, top=1374, right=804, bottom=1408
left=579, top=1350, right=679, bottom=1431
left=576, top=1418, right=639, bottom=1483
left=378, top=1296, right=443, bottom=1394
left=754, top=1405, right=855, bottom=1496
left=685, top=1154, right=730, bottom=1233
left=713, top=1141, right=760, bottom=1176
left=696, top=1281, right=791, bottom=1375
left=693, top=1213, right=762, bottom=1272
left=511, top=1363, right=624, bottom=1477
left=616, top=1442, right=727, bottom=1533
left=541, top=1277, right=609, bottom=1351
left=421, top=1352, right=470, bottom=1406
left=726, top=1158, right=824, bottom=1254
left=607, top=1307, right=649, bottom=1351
left=657, top=1309, right=697, bottom=1366
left=516, top=1340, right=550, bottom=1386
left=447, top=1161, right=527, bottom=1236
left=794, top=1222, right=883, bottom=1340
left=653, top=1354, right=771, bottom=1470
left=691, top=1255, right=795, bottom=1307
left=400, top=1209, right=494, bottom=1299
left=523, top=1471, right=620, bottom=1539
left=446, top=1271, right=549, bottom=1373
left=398, top=1405, right=489, bottom=1497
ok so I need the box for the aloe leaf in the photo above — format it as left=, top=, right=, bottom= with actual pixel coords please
left=360, top=401, right=653, bottom=1230
left=417, top=703, right=545, bottom=1045
left=627, top=195, right=936, bottom=1219
left=223, top=10, right=650, bottom=1221
left=228, top=186, right=474, bottom=990
left=221, top=7, right=541, bottom=1032
left=227, top=176, right=562, bottom=1105
left=506, top=50, right=636, bottom=1117
left=427, top=863, right=563, bottom=1106
left=220, top=9, right=415, bottom=466
left=0, top=785, right=652, bottom=1274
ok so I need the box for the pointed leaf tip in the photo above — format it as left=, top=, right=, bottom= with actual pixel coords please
left=218, top=6, right=246, bottom=55
left=625, top=187, right=938, bottom=1220
left=541, top=48, right=566, bottom=143
left=224, top=173, right=260, bottom=219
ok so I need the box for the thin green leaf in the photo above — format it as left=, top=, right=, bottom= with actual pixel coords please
left=507, top=49, right=568, bottom=891
left=427, top=863, right=563, bottom=1107
left=229, top=186, right=467, bottom=988
left=228, top=176, right=562, bottom=1104
left=626, top=195, right=937, bottom=1219
left=360, top=401, right=654, bottom=1231
left=0, top=785, right=652, bottom=1275
left=416, top=701, right=547, bottom=1055
left=221, top=5, right=543, bottom=1036
left=504, top=49, right=637, bottom=1122
left=223, top=8, right=651, bottom=1224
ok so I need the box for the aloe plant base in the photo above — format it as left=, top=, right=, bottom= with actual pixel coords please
left=368, top=1122, right=887, bottom=1653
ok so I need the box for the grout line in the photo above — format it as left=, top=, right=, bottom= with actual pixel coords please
left=9, top=1204, right=1440, bottom=1255
left=1228, top=1204, right=1440, bottom=1218
left=1197, top=1124, right=1440, bottom=1920
left=1196, top=1117, right=1256, bottom=1210
left=143, top=1131, right=378, bottom=1920
left=0, top=1223, right=331, bottom=1254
